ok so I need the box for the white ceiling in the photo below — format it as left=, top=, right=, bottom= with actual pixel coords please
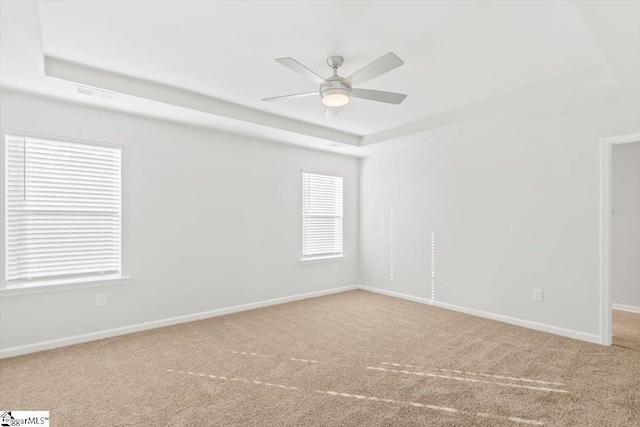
left=1, top=1, right=639, bottom=156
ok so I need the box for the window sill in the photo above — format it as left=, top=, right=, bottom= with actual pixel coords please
left=0, top=275, right=131, bottom=297
left=298, top=255, right=346, bottom=265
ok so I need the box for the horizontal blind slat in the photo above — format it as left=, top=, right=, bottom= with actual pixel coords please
left=7, top=267, right=119, bottom=281
left=8, top=242, right=120, bottom=251
left=8, top=250, right=120, bottom=260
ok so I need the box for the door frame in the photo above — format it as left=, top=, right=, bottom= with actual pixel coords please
left=599, top=132, right=640, bottom=345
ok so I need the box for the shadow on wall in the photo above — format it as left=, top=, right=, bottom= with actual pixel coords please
left=379, top=198, right=437, bottom=302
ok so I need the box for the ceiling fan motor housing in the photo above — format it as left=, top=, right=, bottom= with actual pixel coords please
left=320, top=56, right=351, bottom=107
left=320, top=78, right=351, bottom=107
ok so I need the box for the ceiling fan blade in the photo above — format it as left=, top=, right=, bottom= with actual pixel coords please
left=344, top=53, right=404, bottom=87
left=351, top=88, right=407, bottom=105
left=275, top=57, right=326, bottom=84
left=262, top=92, right=318, bottom=102
left=344, top=52, right=404, bottom=87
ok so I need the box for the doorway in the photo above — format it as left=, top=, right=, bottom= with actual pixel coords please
left=600, top=133, right=640, bottom=348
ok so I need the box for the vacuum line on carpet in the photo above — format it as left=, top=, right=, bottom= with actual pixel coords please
left=167, top=369, right=299, bottom=390
left=318, top=390, right=544, bottom=426
left=231, top=350, right=319, bottom=363
left=367, top=367, right=569, bottom=394
left=380, top=362, right=565, bottom=386
left=166, top=369, right=545, bottom=426
left=229, top=349, right=566, bottom=391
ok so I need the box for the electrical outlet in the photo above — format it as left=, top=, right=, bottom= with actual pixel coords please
left=533, top=289, right=543, bottom=302
left=334, top=265, right=338, bottom=274
left=96, top=293, right=107, bottom=308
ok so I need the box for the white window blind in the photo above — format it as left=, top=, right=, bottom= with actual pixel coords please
left=4, top=135, right=121, bottom=285
left=302, top=172, right=343, bottom=259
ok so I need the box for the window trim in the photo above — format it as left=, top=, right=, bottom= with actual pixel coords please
left=1, top=128, right=128, bottom=292
left=298, top=255, right=346, bottom=265
left=0, top=274, right=131, bottom=297
left=300, top=170, right=344, bottom=262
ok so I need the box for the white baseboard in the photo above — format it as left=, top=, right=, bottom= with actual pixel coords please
left=612, top=303, right=640, bottom=313
left=0, top=285, right=358, bottom=359
left=359, top=285, right=601, bottom=345
left=1, top=283, right=607, bottom=358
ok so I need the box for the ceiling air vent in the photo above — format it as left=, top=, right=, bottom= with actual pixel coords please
left=326, top=142, right=352, bottom=150
left=75, top=85, right=114, bottom=99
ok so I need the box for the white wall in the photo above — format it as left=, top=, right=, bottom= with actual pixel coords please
left=612, top=141, right=640, bottom=310
left=0, top=90, right=359, bottom=353
left=359, top=98, right=640, bottom=341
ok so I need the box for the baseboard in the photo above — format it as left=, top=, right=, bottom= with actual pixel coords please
left=0, top=285, right=358, bottom=359
left=358, top=285, right=601, bottom=344
left=612, top=303, right=640, bottom=313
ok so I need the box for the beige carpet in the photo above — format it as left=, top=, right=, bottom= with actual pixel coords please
left=1, top=290, right=638, bottom=426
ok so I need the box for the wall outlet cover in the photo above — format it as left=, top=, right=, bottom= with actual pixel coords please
left=533, top=289, right=543, bottom=302
left=96, top=294, right=107, bottom=308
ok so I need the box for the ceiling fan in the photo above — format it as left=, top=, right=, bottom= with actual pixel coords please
left=262, top=53, right=407, bottom=109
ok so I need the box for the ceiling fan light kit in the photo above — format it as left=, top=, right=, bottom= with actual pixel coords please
left=321, top=90, right=350, bottom=107
left=263, top=53, right=407, bottom=111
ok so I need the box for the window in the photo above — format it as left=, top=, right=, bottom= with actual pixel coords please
left=4, top=134, right=122, bottom=288
left=302, top=172, right=343, bottom=260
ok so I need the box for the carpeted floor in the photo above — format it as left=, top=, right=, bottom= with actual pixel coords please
left=1, top=290, right=639, bottom=426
